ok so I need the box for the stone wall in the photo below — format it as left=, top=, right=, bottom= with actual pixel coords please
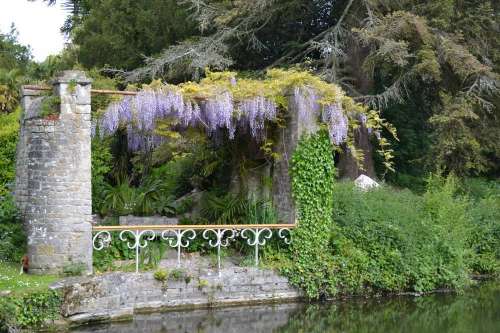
left=14, top=71, right=93, bottom=274
left=119, top=215, right=178, bottom=226
left=51, top=266, right=302, bottom=325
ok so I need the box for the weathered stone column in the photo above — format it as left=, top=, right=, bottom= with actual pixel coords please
left=15, top=71, right=93, bottom=274
left=272, top=92, right=319, bottom=224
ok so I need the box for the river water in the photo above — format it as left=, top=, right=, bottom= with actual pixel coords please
left=73, top=281, right=499, bottom=333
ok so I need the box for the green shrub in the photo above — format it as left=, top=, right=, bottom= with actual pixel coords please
left=62, top=262, right=87, bottom=277
left=91, top=137, right=113, bottom=214
left=0, top=108, right=19, bottom=196
left=92, top=231, right=136, bottom=272
left=170, top=268, right=186, bottom=281
left=282, top=131, right=477, bottom=299
left=197, top=278, right=209, bottom=290
left=0, top=290, right=61, bottom=331
left=329, top=175, right=470, bottom=295
left=466, top=191, right=500, bottom=275
left=139, top=239, right=166, bottom=269
left=154, top=268, right=168, bottom=282
left=0, top=195, right=25, bottom=263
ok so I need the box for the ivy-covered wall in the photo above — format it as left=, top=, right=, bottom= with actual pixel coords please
left=283, top=130, right=336, bottom=297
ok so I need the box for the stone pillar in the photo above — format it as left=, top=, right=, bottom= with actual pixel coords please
left=15, top=71, right=93, bottom=274
left=272, top=92, right=319, bottom=224
left=14, top=87, right=42, bottom=214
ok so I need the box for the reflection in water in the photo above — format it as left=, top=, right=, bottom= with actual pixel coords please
left=71, top=303, right=300, bottom=333
left=73, top=282, right=499, bottom=333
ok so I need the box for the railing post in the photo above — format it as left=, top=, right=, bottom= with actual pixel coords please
left=135, top=230, right=140, bottom=273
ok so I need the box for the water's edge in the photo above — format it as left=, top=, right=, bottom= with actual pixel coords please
left=40, top=274, right=498, bottom=332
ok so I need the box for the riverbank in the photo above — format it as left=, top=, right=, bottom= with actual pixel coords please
left=1, top=258, right=498, bottom=332
left=50, top=255, right=302, bottom=328
left=61, top=280, right=500, bottom=333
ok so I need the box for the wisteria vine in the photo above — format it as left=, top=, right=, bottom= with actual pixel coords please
left=94, top=71, right=375, bottom=154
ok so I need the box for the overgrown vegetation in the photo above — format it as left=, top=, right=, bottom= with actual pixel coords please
left=39, top=95, right=61, bottom=118
left=0, top=290, right=61, bottom=331
left=0, top=263, right=60, bottom=332
left=282, top=130, right=336, bottom=298
left=275, top=133, right=499, bottom=299
left=0, top=3, right=497, bottom=326
left=0, top=108, right=19, bottom=196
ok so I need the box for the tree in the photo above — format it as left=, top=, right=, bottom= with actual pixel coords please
left=0, top=25, right=33, bottom=113
left=127, top=0, right=499, bottom=178
left=0, top=24, right=32, bottom=71
left=37, top=0, right=500, bottom=179
left=44, top=0, right=197, bottom=72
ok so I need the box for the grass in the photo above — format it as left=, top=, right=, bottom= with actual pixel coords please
left=0, top=262, right=59, bottom=296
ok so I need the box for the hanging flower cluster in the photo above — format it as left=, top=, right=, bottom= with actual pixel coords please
left=95, top=69, right=383, bottom=155
left=96, top=85, right=279, bottom=151
left=293, top=86, right=320, bottom=126
left=322, top=103, right=348, bottom=145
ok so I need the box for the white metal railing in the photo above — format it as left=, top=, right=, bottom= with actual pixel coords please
left=92, top=224, right=294, bottom=274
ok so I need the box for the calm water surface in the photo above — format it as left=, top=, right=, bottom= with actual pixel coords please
left=73, top=282, right=499, bottom=333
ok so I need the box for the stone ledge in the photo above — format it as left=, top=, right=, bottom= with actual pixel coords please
left=52, top=266, right=302, bottom=326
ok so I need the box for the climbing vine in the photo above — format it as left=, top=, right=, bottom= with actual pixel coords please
left=282, top=130, right=336, bottom=298
left=96, top=69, right=397, bottom=172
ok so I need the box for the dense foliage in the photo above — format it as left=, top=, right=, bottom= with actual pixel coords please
left=33, top=0, right=500, bottom=181
left=97, top=69, right=396, bottom=171
left=56, top=0, right=496, bottom=181
left=279, top=134, right=499, bottom=299
left=0, top=196, right=25, bottom=263
left=0, top=108, right=19, bottom=196
left=43, top=0, right=196, bottom=72
left=0, top=290, right=61, bottom=331
left=283, top=130, right=336, bottom=298
left=0, top=26, right=32, bottom=114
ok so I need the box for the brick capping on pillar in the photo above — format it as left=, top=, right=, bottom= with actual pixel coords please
left=15, top=70, right=93, bottom=275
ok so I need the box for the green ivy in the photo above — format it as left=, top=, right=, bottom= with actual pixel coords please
left=0, top=290, right=61, bottom=330
left=282, top=130, right=336, bottom=298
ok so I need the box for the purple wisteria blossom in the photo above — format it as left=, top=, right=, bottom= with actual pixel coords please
left=98, top=103, right=120, bottom=137
left=238, top=96, right=277, bottom=139
left=126, top=124, right=165, bottom=152
left=136, top=90, right=158, bottom=131
left=118, top=96, right=133, bottom=123
left=156, top=88, right=184, bottom=118
left=97, top=85, right=354, bottom=152
left=126, top=124, right=142, bottom=151
left=322, top=103, right=348, bottom=145
left=202, top=92, right=234, bottom=137
left=293, top=86, right=320, bottom=126
left=181, top=100, right=201, bottom=126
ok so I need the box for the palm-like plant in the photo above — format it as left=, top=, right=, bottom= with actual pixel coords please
left=0, top=69, right=22, bottom=113
left=98, top=177, right=178, bottom=217
left=200, top=192, right=277, bottom=225
left=99, top=181, right=137, bottom=216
